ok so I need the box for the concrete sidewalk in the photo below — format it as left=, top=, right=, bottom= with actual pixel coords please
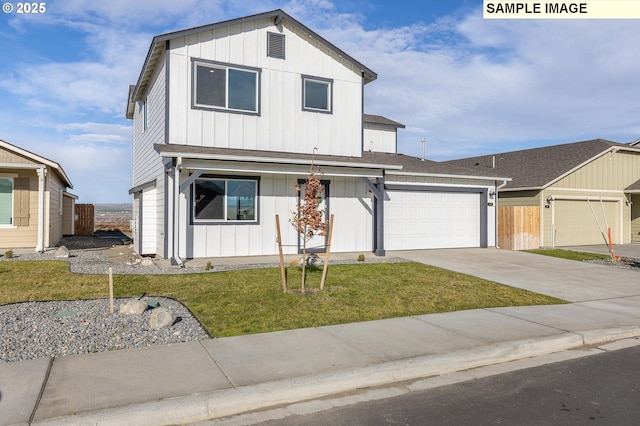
left=2, top=249, right=640, bottom=426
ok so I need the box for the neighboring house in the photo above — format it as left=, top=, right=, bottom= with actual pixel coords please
left=0, top=139, right=76, bottom=251
left=446, top=139, right=640, bottom=249
left=126, top=9, right=509, bottom=264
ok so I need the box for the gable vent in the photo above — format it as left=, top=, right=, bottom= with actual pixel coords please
left=267, top=32, right=285, bottom=59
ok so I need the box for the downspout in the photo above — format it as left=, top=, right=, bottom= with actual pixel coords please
left=172, top=157, right=184, bottom=267
left=494, top=179, right=508, bottom=249
left=36, top=167, right=46, bottom=252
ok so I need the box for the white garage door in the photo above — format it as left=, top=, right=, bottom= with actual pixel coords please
left=385, top=191, right=481, bottom=250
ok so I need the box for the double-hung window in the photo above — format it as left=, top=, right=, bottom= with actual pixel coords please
left=194, top=177, right=258, bottom=222
left=0, top=177, right=13, bottom=225
left=302, top=75, right=333, bottom=114
left=193, top=59, right=260, bottom=114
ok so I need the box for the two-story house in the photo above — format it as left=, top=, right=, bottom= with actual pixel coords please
left=126, top=9, right=508, bottom=265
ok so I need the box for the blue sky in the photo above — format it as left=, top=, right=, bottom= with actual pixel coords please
left=1, top=0, right=640, bottom=203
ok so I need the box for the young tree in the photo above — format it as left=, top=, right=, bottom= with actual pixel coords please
left=291, top=149, right=327, bottom=293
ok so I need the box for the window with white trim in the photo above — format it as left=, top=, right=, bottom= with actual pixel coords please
left=302, top=75, right=333, bottom=113
left=0, top=177, right=13, bottom=225
left=193, top=177, right=258, bottom=222
left=193, top=60, right=260, bottom=114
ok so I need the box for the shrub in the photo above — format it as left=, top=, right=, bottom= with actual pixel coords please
left=4, top=250, right=14, bottom=259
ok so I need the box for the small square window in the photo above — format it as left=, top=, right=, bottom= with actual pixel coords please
left=302, top=75, right=332, bottom=113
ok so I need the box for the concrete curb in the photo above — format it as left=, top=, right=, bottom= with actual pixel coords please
left=34, top=329, right=640, bottom=426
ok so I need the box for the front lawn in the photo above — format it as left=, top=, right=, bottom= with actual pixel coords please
left=525, top=249, right=611, bottom=262
left=0, top=261, right=565, bottom=337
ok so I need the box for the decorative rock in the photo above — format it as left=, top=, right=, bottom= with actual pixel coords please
left=141, top=257, right=154, bottom=267
left=149, top=307, right=176, bottom=329
left=300, top=253, right=322, bottom=266
left=119, top=300, right=147, bottom=315
left=54, top=246, right=70, bottom=258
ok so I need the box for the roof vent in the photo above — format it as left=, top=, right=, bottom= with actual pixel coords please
left=267, top=32, right=285, bottom=59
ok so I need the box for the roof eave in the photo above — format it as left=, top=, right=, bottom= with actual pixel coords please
left=156, top=148, right=402, bottom=171
left=388, top=170, right=512, bottom=182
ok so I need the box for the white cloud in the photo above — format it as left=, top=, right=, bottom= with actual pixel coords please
left=56, top=122, right=131, bottom=145
left=309, top=6, right=640, bottom=159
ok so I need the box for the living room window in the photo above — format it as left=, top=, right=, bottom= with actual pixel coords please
left=302, top=75, right=333, bottom=113
left=193, top=59, right=260, bottom=114
left=0, top=177, right=13, bottom=225
left=193, top=177, right=258, bottom=222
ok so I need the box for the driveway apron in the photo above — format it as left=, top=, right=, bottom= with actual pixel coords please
left=389, top=248, right=640, bottom=303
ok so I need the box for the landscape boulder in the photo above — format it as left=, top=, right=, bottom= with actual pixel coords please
left=119, top=300, right=147, bottom=315
left=54, top=246, right=70, bottom=258
left=149, top=307, right=176, bottom=329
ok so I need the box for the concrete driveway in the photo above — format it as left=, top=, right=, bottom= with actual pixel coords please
left=389, top=248, right=640, bottom=303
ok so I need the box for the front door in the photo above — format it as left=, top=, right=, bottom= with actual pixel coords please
left=297, top=180, right=330, bottom=253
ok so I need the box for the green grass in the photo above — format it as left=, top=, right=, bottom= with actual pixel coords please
left=0, top=261, right=566, bottom=337
left=525, top=249, right=611, bottom=262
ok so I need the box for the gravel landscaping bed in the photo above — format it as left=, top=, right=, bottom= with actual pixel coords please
left=0, top=297, right=210, bottom=364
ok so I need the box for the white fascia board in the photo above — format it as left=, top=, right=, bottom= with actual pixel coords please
left=160, top=151, right=401, bottom=171
left=387, top=170, right=512, bottom=182
left=179, top=158, right=384, bottom=178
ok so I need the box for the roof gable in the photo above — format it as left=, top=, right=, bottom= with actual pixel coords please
left=445, top=139, right=637, bottom=190
left=0, top=139, right=73, bottom=188
left=131, top=9, right=377, bottom=103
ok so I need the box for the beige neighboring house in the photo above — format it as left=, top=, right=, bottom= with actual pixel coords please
left=446, top=139, right=640, bottom=249
left=0, top=139, right=77, bottom=252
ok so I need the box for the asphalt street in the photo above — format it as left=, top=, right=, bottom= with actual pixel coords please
left=250, top=340, right=640, bottom=426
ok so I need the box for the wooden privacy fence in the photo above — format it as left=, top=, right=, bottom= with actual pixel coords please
left=498, top=206, right=540, bottom=250
left=75, top=204, right=95, bottom=236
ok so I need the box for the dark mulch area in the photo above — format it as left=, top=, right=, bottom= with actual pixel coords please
left=58, top=231, right=132, bottom=250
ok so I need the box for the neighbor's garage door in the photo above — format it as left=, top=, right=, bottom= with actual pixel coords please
left=385, top=191, right=481, bottom=250
left=554, top=199, right=619, bottom=246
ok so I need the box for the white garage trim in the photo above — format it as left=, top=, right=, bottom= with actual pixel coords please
left=383, top=184, right=489, bottom=250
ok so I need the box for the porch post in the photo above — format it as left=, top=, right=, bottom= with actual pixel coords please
left=35, top=167, right=46, bottom=252
left=375, top=176, right=385, bottom=256
left=171, top=163, right=184, bottom=266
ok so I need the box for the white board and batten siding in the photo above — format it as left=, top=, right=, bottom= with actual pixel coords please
left=132, top=52, right=167, bottom=256
left=364, top=125, right=396, bottom=154
left=178, top=174, right=373, bottom=258
left=167, top=17, right=364, bottom=158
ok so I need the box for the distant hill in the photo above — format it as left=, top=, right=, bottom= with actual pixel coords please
left=94, top=203, right=132, bottom=232
left=95, top=203, right=132, bottom=214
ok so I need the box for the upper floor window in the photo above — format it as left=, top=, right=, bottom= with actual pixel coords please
left=302, top=75, right=333, bottom=114
left=193, top=59, right=260, bottom=115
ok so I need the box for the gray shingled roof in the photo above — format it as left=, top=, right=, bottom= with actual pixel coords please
left=364, top=114, right=405, bottom=128
left=444, top=139, right=633, bottom=190
left=625, top=179, right=640, bottom=192
left=155, top=144, right=509, bottom=180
